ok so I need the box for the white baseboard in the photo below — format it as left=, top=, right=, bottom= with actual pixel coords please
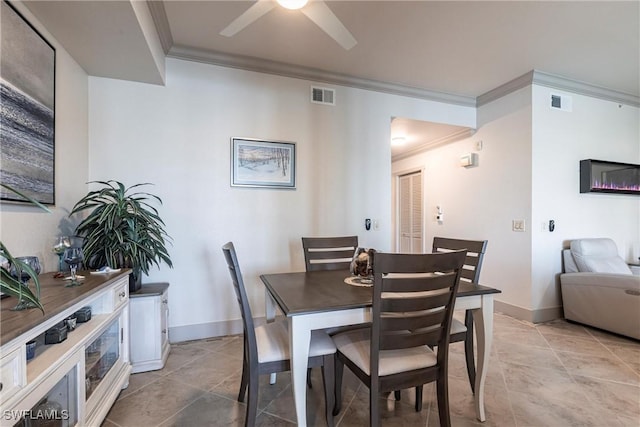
left=169, top=317, right=267, bottom=343
left=494, top=300, right=563, bottom=324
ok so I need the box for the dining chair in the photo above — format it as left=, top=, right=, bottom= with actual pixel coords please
left=432, top=237, right=488, bottom=393
left=302, top=236, right=370, bottom=340
left=302, top=236, right=359, bottom=272
left=222, top=242, right=337, bottom=427
left=332, top=250, right=467, bottom=427
left=391, top=237, right=488, bottom=405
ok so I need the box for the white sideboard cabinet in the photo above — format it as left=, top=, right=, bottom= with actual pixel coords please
left=0, top=270, right=131, bottom=427
left=129, top=283, right=170, bottom=373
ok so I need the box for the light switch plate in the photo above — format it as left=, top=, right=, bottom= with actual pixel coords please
left=512, top=220, right=525, bottom=232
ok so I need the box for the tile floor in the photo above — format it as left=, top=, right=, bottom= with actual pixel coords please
left=103, top=313, right=640, bottom=426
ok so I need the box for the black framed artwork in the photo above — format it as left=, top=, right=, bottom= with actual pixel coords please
left=0, top=1, right=56, bottom=205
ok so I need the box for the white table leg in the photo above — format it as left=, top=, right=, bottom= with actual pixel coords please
left=265, top=291, right=278, bottom=384
left=265, top=291, right=277, bottom=323
left=289, top=316, right=311, bottom=427
left=472, top=295, right=494, bottom=422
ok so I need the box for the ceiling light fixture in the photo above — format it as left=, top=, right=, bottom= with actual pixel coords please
left=391, top=137, right=406, bottom=146
left=276, top=0, right=309, bottom=10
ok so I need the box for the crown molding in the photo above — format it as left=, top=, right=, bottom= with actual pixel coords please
left=477, top=70, right=639, bottom=108
left=476, top=71, right=535, bottom=107
left=532, top=70, right=639, bottom=107
left=392, top=127, right=476, bottom=162
left=167, top=45, right=477, bottom=107
left=165, top=45, right=638, bottom=109
left=147, top=0, right=173, bottom=54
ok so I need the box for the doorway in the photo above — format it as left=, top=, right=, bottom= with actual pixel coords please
left=397, top=170, right=423, bottom=253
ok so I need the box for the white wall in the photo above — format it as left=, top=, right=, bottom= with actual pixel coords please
left=392, top=87, right=534, bottom=315
left=0, top=2, right=88, bottom=273
left=531, top=85, right=640, bottom=314
left=392, top=84, right=640, bottom=322
left=87, top=58, right=475, bottom=340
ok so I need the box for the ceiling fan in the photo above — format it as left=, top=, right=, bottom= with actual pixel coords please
left=220, top=0, right=357, bottom=50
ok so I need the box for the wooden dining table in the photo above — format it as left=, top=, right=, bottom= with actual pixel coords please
left=260, top=269, right=501, bottom=426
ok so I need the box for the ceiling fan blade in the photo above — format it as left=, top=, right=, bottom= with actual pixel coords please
left=220, top=0, right=276, bottom=37
left=300, top=1, right=357, bottom=50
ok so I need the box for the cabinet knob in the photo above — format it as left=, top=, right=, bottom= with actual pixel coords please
left=162, top=299, right=168, bottom=304
left=119, top=292, right=126, bottom=298
left=161, top=329, right=167, bottom=334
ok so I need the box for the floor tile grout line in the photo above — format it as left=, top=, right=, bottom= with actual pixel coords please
left=156, top=392, right=228, bottom=427
left=491, top=342, right=519, bottom=427
left=531, top=322, right=635, bottom=417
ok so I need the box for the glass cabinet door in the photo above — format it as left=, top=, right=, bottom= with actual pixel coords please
left=13, top=366, right=78, bottom=427
left=84, top=318, right=120, bottom=399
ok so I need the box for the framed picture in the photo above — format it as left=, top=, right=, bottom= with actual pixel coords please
left=231, top=138, right=296, bottom=189
left=0, top=1, right=56, bottom=205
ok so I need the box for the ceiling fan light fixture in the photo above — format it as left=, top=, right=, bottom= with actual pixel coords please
left=277, top=0, right=309, bottom=10
left=391, top=137, right=407, bottom=146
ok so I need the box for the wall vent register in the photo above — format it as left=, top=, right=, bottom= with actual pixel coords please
left=311, top=86, right=335, bottom=105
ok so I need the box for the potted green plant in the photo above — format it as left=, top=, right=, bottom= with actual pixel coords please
left=0, top=184, right=47, bottom=313
left=70, top=181, right=173, bottom=292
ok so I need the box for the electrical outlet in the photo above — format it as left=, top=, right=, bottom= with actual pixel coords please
left=512, top=220, right=525, bottom=232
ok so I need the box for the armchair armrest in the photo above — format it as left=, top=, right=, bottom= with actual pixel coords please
left=560, top=272, right=640, bottom=291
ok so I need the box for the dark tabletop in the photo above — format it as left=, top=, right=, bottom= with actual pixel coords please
left=260, top=270, right=501, bottom=317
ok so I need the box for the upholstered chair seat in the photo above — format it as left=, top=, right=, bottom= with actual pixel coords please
left=255, top=321, right=336, bottom=363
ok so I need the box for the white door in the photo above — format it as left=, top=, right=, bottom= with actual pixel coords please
left=398, top=171, right=423, bottom=253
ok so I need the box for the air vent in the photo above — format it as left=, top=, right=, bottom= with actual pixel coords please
left=311, top=86, right=335, bottom=105
left=550, top=93, right=573, bottom=112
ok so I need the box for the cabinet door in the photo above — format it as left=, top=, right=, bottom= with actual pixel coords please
left=130, top=296, right=160, bottom=365
left=4, top=351, right=81, bottom=427
left=85, top=317, right=121, bottom=400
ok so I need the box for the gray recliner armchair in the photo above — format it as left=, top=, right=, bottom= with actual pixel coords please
left=560, top=238, right=640, bottom=340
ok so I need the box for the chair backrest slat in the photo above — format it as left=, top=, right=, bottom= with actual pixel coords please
left=433, top=237, right=488, bottom=283
left=371, top=250, right=467, bottom=365
left=222, top=242, right=258, bottom=361
left=383, top=273, right=456, bottom=293
left=380, top=310, right=446, bottom=333
left=302, top=236, right=358, bottom=272
left=380, top=328, right=442, bottom=351
left=381, top=292, right=451, bottom=312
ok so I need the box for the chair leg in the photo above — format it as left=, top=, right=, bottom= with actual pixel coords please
left=333, top=356, right=344, bottom=416
left=238, top=353, right=249, bottom=402
left=370, top=385, right=381, bottom=427
left=464, top=309, right=476, bottom=394
left=436, top=377, right=451, bottom=427
left=321, top=355, right=335, bottom=427
left=245, top=370, right=259, bottom=427
left=307, top=367, right=313, bottom=388
left=394, top=390, right=401, bottom=401
left=415, top=385, right=423, bottom=412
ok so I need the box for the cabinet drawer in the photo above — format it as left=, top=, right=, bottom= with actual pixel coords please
left=113, top=281, right=128, bottom=310
left=0, top=347, right=25, bottom=403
